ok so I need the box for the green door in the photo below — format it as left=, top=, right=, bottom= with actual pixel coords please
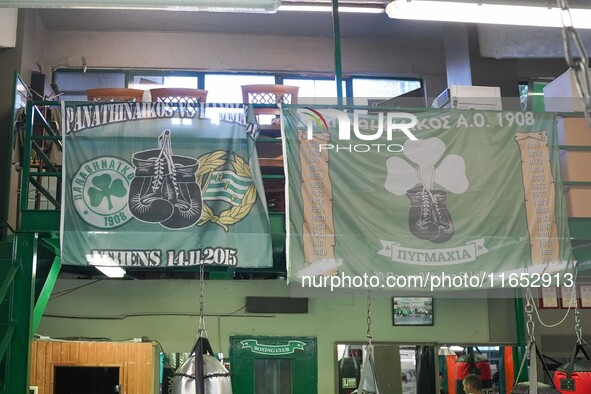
left=230, top=336, right=317, bottom=394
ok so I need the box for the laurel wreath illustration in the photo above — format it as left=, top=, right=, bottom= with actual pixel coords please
left=196, top=150, right=257, bottom=232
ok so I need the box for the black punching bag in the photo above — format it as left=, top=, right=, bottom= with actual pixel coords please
left=416, top=346, right=436, bottom=394
left=338, top=347, right=360, bottom=394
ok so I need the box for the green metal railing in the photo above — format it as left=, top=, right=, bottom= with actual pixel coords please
left=0, top=100, right=63, bottom=394
left=18, top=101, right=62, bottom=234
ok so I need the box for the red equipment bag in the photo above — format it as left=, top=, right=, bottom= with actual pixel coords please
left=553, top=344, right=591, bottom=394
left=455, top=349, right=493, bottom=394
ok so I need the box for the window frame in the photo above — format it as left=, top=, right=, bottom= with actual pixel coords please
left=52, top=67, right=423, bottom=103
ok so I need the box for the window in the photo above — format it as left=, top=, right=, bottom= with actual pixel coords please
left=352, top=77, right=421, bottom=105
left=204, top=74, right=275, bottom=103
left=53, top=69, right=422, bottom=108
left=130, top=75, right=199, bottom=90
left=282, top=78, right=346, bottom=104
left=54, top=71, right=125, bottom=101
left=204, top=74, right=276, bottom=123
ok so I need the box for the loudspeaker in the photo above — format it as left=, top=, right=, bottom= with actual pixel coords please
left=245, top=296, right=308, bottom=313
left=30, top=72, right=46, bottom=100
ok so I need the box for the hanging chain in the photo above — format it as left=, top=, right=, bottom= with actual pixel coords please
left=575, top=305, right=584, bottom=344
left=525, top=289, right=536, bottom=344
left=558, top=0, right=591, bottom=127
left=570, top=263, right=585, bottom=345
left=198, top=263, right=207, bottom=338
left=366, top=293, right=372, bottom=346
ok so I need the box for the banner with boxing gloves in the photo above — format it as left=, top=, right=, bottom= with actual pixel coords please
left=61, top=102, right=272, bottom=268
left=282, top=106, right=574, bottom=290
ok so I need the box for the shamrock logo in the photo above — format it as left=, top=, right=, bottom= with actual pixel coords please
left=87, top=173, right=127, bottom=211
left=384, top=138, right=469, bottom=243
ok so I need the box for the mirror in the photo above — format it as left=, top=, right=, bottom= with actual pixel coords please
left=336, top=344, right=504, bottom=394
left=336, top=343, right=427, bottom=394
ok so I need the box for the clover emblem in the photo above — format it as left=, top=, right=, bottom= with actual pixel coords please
left=87, top=174, right=126, bottom=211
left=384, top=138, right=469, bottom=243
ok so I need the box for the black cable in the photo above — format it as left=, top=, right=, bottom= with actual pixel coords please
left=153, top=339, right=175, bottom=370
left=221, top=304, right=246, bottom=316
left=49, top=279, right=102, bottom=300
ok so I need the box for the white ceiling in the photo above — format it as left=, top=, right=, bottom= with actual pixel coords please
left=32, top=0, right=591, bottom=58
left=35, top=7, right=444, bottom=40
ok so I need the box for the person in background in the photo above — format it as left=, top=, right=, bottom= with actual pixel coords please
left=463, top=374, right=482, bottom=394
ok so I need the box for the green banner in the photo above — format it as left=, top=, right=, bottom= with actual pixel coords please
left=61, top=102, right=272, bottom=268
left=283, top=106, right=573, bottom=290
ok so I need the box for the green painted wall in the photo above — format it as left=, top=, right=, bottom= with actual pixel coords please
left=39, top=279, right=500, bottom=393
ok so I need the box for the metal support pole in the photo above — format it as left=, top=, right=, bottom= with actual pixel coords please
left=6, top=232, right=37, bottom=394
left=331, top=0, right=344, bottom=105
left=514, top=288, right=527, bottom=383
left=32, top=255, right=60, bottom=334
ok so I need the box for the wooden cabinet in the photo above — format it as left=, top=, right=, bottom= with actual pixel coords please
left=30, top=340, right=159, bottom=394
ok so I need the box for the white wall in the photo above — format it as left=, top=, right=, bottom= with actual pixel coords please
left=44, top=30, right=448, bottom=98
left=20, top=10, right=48, bottom=86
left=0, top=9, right=18, bottom=49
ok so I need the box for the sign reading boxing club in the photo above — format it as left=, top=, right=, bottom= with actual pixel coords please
left=62, top=102, right=272, bottom=269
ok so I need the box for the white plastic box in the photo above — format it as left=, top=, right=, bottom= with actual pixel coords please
left=543, top=68, right=590, bottom=112
left=432, top=85, right=502, bottom=110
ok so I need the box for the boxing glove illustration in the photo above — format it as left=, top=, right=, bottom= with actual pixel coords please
left=159, top=155, right=202, bottom=230
left=386, top=138, right=468, bottom=244
left=406, top=186, right=455, bottom=244
left=129, top=148, right=175, bottom=224
left=128, top=130, right=202, bottom=229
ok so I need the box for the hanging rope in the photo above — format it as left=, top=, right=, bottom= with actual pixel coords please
left=558, top=0, right=591, bottom=127
left=530, top=266, right=578, bottom=328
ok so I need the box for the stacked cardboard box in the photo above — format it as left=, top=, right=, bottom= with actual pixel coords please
left=558, top=117, right=591, bottom=217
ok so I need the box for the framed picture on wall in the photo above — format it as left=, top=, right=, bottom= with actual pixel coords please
left=392, top=297, right=433, bottom=326
left=578, top=284, right=591, bottom=309
left=538, top=287, right=559, bottom=309
left=560, top=286, right=578, bottom=309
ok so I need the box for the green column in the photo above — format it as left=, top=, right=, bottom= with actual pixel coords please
left=5, top=232, right=37, bottom=394
left=331, top=0, right=344, bottom=105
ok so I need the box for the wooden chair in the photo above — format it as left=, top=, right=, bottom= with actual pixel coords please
left=241, top=84, right=299, bottom=116
left=86, top=88, right=145, bottom=102
left=241, top=84, right=299, bottom=135
left=241, top=84, right=299, bottom=168
left=149, top=88, right=208, bottom=104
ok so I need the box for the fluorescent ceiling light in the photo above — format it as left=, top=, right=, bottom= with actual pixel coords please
left=86, top=254, right=126, bottom=278
left=95, top=266, right=126, bottom=278
left=386, top=0, right=591, bottom=29
left=279, top=4, right=384, bottom=13
left=0, top=0, right=281, bottom=13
